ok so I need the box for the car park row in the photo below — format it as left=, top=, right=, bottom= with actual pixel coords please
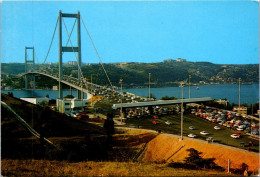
left=190, top=108, right=259, bottom=138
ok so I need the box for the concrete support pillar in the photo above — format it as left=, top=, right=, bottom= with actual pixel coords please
left=58, top=10, right=63, bottom=99
left=77, top=11, right=82, bottom=99
left=25, top=47, right=35, bottom=89
left=148, top=106, right=154, bottom=115
left=122, top=108, right=127, bottom=118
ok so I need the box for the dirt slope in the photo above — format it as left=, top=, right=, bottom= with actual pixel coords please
left=142, top=133, right=259, bottom=171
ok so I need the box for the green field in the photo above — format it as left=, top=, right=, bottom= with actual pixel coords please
left=126, top=114, right=259, bottom=152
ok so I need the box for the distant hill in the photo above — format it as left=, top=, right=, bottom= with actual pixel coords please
left=1, top=60, right=259, bottom=88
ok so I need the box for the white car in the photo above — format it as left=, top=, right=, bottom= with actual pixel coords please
left=206, top=137, right=215, bottom=142
left=189, top=126, right=195, bottom=130
left=188, top=133, right=197, bottom=138
left=238, top=125, right=246, bottom=129
left=200, top=131, right=209, bottom=135
left=236, top=127, right=244, bottom=131
left=230, top=134, right=240, bottom=139
left=165, top=121, right=172, bottom=125
left=214, top=126, right=221, bottom=130
left=218, top=122, right=224, bottom=125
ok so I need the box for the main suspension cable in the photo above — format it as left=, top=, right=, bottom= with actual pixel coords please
left=43, top=16, right=59, bottom=64
left=80, top=15, right=114, bottom=90
left=34, top=50, right=40, bottom=64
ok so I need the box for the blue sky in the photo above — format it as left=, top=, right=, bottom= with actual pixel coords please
left=1, top=0, right=259, bottom=64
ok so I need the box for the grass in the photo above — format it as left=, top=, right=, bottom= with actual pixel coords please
left=126, top=113, right=259, bottom=152
left=1, top=159, right=237, bottom=176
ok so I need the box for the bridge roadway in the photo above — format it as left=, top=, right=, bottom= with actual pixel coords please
left=22, top=71, right=117, bottom=97
left=112, top=97, right=213, bottom=109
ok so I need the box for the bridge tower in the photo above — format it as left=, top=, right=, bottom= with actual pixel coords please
left=58, top=11, right=82, bottom=99
left=25, top=47, right=35, bottom=89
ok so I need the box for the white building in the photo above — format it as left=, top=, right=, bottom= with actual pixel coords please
left=215, top=99, right=229, bottom=107
left=21, top=97, right=49, bottom=105
left=233, top=106, right=247, bottom=115
left=56, top=98, right=89, bottom=113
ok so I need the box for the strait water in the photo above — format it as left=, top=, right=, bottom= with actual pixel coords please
left=2, top=83, right=259, bottom=105
left=123, top=83, right=259, bottom=105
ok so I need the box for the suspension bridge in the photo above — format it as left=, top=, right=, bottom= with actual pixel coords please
left=21, top=10, right=213, bottom=114
left=23, top=11, right=118, bottom=102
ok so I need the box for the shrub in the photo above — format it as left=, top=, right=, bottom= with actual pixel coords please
left=168, top=148, right=224, bottom=171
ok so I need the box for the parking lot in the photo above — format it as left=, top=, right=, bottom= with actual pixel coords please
left=126, top=109, right=259, bottom=152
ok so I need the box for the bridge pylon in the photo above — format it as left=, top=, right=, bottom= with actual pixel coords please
left=25, top=47, right=35, bottom=89
left=58, top=10, right=82, bottom=99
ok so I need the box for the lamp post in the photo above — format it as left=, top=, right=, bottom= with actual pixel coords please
left=91, top=74, right=94, bottom=107
left=179, top=81, right=184, bottom=140
left=149, top=73, right=151, bottom=100
left=81, top=79, right=83, bottom=112
left=251, top=104, right=253, bottom=136
left=119, top=79, right=123, bottom=123
left=238, top=78, right=241, bottom=112
left=189, top=75, right=191, bottom=99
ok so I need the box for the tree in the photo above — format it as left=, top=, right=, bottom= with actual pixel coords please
left=149, top=93, right=156, bottom=99
left=185, top=148, right=203, bottom=166
left=39, top=100, right=49, bottom=108
left=8, top=92, right=13, bottom=97
left=161, top=95, right=177, bottom=100
left=64, top=95, right=74, bottom=99
left=185, top=148, right=217, bottom=169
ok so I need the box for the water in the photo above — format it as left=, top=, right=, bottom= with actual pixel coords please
left=2, top=83, right=259, bottom=105
left=123, top=83, right=259, bottom=105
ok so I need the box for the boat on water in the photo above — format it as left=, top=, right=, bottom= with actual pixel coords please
left=196, top=87, right=199, bottom=90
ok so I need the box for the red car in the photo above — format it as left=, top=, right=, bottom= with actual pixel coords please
left=152, top=121, right=159, bottom=125
left=153, top=115, right=159, bottom=119
left=236, top=132, right=242, bottom=137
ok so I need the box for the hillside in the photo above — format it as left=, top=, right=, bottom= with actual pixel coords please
left=1, top=60, right=259, bottom=89
left=1, top=93, right=106, bottom=160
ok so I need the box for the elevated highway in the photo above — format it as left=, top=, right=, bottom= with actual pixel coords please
left=112, top=97, right=213, bottom=109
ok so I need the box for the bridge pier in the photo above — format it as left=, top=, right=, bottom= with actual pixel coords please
left=122, top=108, right=127, bottom=118
left=25, top=47, right=35, bottom=89
left=148, top=106, right=154, bottom=115
left=58, top=11, right=82, bottom=99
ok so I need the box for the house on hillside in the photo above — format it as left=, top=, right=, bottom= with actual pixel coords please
left=176, top=58, right=187, bottom=62
left=56, top=95, right=88, bottom=114
left=21, top=97, right=49, bottom=105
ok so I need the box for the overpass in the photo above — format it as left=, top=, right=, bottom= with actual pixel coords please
left=112, top=97, right=213, bottom=109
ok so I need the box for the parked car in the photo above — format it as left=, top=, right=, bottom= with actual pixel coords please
left=152, top=121, right=159, bottom=125
left=236, top=132, right=242, bottom=137
left=189, top=126, right=195, bottom=130
left=236, top=127, right=244, bottom=131
left=214, top=126, right=221, bottom=130
left=165, top=120, right=172, bottom=125
left=153, top=115, right=159, bottom=119
left=231, top=134, right=240, bottom=139
left=188, top=133, right=197, bottom=138
left=206, top=137, right=216, bottom=142
left=200, top=131, right=209, bottom=135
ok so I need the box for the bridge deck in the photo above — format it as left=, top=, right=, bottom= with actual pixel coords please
left=112, top=97, right=213, bottom=109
